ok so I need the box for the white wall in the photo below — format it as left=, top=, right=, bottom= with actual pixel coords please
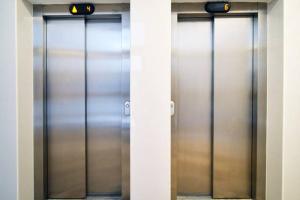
left=282, top=1, right=300, bottom=199
left=130, top=0, right=171, bottom=199
left=267, top=1, right=300, bottom=200
left=266, top=0, right=284, bottom=199
left=0, top=0, right=18, bottom=199
left=0, top=0, right=34, bottom=199
left=17, top=0, right=34, bottom=199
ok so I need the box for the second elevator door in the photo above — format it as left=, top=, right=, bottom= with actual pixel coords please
left=175, top=18, right=212, bottom=196
left=173, top=15, right=254, bottom=199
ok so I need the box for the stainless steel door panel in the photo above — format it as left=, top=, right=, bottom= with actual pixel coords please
left=46, top=18, right=86, bottom=198
left=213, top=16, right=253, bottom=198
left=120, top=13, right=131, bottom=200
left=174, top=18, right=212, bottom=195
left=86, top=19, right=123, bottom=195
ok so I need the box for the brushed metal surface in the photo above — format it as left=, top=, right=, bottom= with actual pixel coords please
left=120, top=12, right=131, bottom=200
left=46, top=18, right=86, bottom=198
left=33, top=6, right=47, bottom=200
left=170, top=6, right=267, bottom=200
left=86, top=18, right=123, bottom=195
left=254, top=5, right=267, bottom=200
left=34, top=5, right=131, bottom=200
left=171, top=12, right=178, bottom=200
left=213, top=16, right=253, bottom=198
left=173, top=17, right=212, bottom=196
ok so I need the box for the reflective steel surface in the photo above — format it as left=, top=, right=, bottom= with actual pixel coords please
left=86, top=18, right=123, bottom=195
left=45, top=15, right=129, bottom=199
left=173, top=18, right=212, bottom=195
left=33, top=5, right=131, bottom=200
left=213, top=16, right=253, bottom=199
left=46, top=18, right=86, bottom=198
left=33, top=6, right=47, bottom=200
left=120, top=13, right=131, bottom=200
left=172, top=14, right=255, bottom=199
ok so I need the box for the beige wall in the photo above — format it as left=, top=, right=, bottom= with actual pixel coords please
left=266, top=0, right=284, bottom=199
left=282, top=1, right=300, bottom=199
left=130, top=0, right=171, bottom=199
left=266, top=1, right=300, bottom=199
left=0, top=0, right=18, bottom=199
left=17, top=0, right=34, bottom=199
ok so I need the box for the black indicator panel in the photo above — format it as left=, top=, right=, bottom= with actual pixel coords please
left=69, top=3, right=95, bottom=15
left=205, top=2, right=231, bottom=13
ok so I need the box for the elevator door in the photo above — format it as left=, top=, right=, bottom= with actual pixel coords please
left=174, top=18, right=212, bottom=196
left=213, top=16, right=253, bottom=199
left=172, top=15, right=254, bottom=199
left=47, top=18, right=86, bottom=198
left=86, top=18, right=122, bottom=195
left=46, top=17, right=127, bottom=199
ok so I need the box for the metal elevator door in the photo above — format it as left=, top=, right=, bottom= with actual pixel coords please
left=46, top=17, right=127, bottom=199
left=174, top=18, right=213, bottom=196
left=172, top=15, right=254, bottom=199
left=47, top=18, right=86, bottom=199
left=86, top=18, right=122, bottom=196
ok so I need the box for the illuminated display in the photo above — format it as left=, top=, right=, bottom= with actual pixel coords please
left=69, top=3, right=95, bottom=15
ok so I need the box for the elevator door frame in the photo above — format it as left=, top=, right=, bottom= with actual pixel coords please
left=33, top=4, right=130, bottom=200
left=171, top=3, right=267, bottom=200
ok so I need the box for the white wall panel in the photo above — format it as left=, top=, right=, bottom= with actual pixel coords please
left=17, top=0, right=34, bottom=199
left=0, top=0, right=18, bottom=199
left=266, top=0, right=284, bottom=200
left=130, top=0, right=171, bottom=199
left=282, top=1, right=300, bottom=199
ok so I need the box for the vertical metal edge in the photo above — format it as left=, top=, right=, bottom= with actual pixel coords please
left=43, top=13, right=48, bottom=200
left=84, top=16, right=88, bottom=198
left=121, top=11, right=130, bottom=200
left=171, top=12, right=178, bottom=200
left=252, top=9, right=258, bottom=199
left=33, top=5, right=46, bottom=200
left=255, top=3, right=268, bottom=200
left=211, top=15, right=215, bottom=197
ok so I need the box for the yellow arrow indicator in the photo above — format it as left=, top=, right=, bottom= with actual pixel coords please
left=72, top=6, right=78, bottom=14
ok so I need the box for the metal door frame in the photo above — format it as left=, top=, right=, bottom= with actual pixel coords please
left=33, top=4, right=130, bottom=200
left=171, top=3, right=267, bottom=200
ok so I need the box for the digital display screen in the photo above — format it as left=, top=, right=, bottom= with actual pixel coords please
left=205, top=2, right=231, bottom=13
left=69, top=3, right=95, bottom=15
